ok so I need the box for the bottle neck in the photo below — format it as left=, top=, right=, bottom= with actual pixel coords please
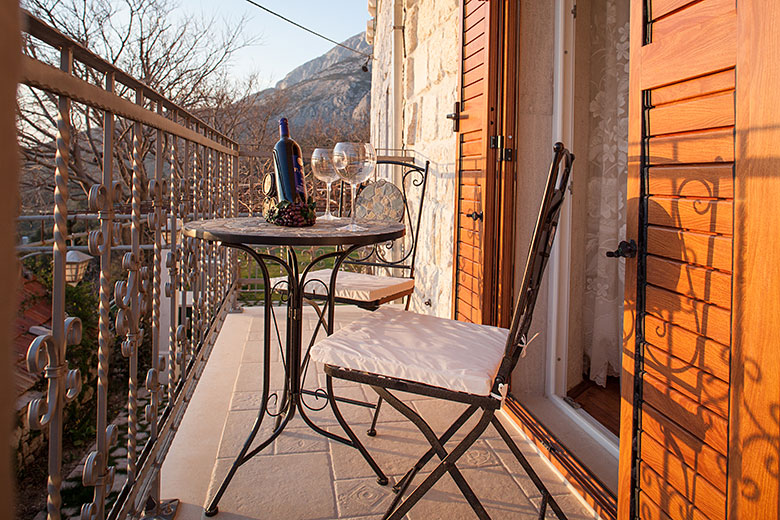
left=279, top=118, right=289, bottom=138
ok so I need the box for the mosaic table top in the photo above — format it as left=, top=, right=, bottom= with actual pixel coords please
left=183, top=217, right=405, bottom=246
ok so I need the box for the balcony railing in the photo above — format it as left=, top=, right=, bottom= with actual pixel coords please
left=18, top=11, right=239, bottom=520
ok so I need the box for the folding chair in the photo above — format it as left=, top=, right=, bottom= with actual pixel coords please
left=310, top=143, right=574, bottom=520
left=270, top=158, right=429, bottom=311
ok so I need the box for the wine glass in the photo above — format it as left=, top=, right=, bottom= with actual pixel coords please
left=311, top=148, right=340, bottom=221
left=333, top=142, right=376, bottom=231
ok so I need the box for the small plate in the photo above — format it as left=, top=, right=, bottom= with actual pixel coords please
left=354, top=180, right=404, bottom=222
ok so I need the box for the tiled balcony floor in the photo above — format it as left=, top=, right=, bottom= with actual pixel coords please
left=162, top=306, right=598, bottom=520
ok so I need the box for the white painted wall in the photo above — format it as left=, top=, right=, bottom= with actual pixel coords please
left=370, top=0, right=460, bottom=318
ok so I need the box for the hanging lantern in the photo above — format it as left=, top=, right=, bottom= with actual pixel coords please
left=65, top=250, right=92, bottom=285
left=161, top=218, right=183, bottom=248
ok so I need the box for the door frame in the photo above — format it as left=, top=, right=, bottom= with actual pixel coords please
left=545, top=0, right=620, bottom=456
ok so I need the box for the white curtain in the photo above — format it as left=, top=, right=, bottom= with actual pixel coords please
left=582, top=0, right=630, bottom=387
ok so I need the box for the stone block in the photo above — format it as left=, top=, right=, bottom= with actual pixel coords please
left=207, top=452, right=337, bottom=520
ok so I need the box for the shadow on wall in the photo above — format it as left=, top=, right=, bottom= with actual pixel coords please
left=624, top=141, right=780, bottom=516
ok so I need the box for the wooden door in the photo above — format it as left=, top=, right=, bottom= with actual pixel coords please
left=619, top=1, right=736, bottom=519
left=453, top=0, right=517, bottom=326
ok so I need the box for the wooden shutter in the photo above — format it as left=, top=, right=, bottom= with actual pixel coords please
left=453, top=0, right=517, bottom=326
left=619, top=1, right=736, bottom=519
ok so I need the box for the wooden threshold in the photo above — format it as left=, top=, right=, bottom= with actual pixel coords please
left=567, top=376, right=621, bottom=437
left=504, top=395, right=618, bottom=520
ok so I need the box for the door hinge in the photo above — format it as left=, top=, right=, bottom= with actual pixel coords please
left=571, top=3, right=577, bottom=18
left=490, top=136, right=513, bottom=162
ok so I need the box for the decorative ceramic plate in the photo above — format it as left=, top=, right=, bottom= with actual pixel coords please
left=354, top=180, right=404, bottom=222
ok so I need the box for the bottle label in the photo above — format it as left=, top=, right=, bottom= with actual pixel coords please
left=293, top=154, right=306, bottom=198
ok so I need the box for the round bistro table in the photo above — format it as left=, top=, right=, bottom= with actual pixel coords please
left=182, top=216, right=404, bottom=516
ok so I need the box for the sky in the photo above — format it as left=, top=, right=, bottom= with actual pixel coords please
left=176, top=0, right=370, bottom=90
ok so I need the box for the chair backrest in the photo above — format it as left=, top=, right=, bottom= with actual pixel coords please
left=341, top=159, right=430, bottom=279
left=493, top=143, right=574, bottom=389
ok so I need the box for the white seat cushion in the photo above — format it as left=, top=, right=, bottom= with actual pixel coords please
left=310, top=307, right=509, bottom=396
left=270, top=269, right=415, bottom=303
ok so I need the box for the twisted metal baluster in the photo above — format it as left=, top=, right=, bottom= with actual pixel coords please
left=168, top=112, right=179, bottom=402
left=126, top=88, right=145, bottom=484
left=195, top=137, right=205, bottom=350
left=207, top=141, right=215, bottom=317
left=231, top=148, right=239, bottom=292
left=143, top=101, right=166, bottom=510
left=25, top=46, right=83, bottom=520
left=81, top=71, right=117, bottom=520
left=179, top=125, right=191, bottom=377
left=221, top=148, right=228, bottom=296
left=213, top=143, right=219, bottom=309
left=220, top=149, right=226, bottom=297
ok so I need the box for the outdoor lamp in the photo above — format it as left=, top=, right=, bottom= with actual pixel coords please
left=161, top=218, right=183, bottom=247
left=65, top=249, right=92, bottom=285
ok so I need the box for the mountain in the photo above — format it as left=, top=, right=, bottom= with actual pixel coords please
left=250, top=32, right=372, bottom=138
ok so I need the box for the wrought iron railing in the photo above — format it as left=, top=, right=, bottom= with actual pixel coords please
left=18, top=11, right=239, bottom=520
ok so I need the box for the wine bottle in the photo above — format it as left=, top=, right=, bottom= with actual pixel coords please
left=272, top=118, right=307, bottom=204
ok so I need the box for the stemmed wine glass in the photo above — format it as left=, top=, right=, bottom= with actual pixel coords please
left=332, top=142, right=376, bottom=232
left=311, top=148, right=340, bottom=221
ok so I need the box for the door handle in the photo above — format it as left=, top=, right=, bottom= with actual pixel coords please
left=446, top=101, right=467, bottom=132
left=465, top=211, right=483, bottom=222
left=606, top=240, right=637, bottom=258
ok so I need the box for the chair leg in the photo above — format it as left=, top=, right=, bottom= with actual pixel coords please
left=373, top=387, right=492, bottom=520
left=326, top=375, right=389, bottom=486
left=390, top=403, right=480, bottom=495
left=491, top=416, right=568, bottom=520
left=538, top=491, right=549, bottom=520
left=366, top=396, right=382, bottom=436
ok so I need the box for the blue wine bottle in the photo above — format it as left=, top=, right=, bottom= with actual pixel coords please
left=272, top=118, right=307, bottom=204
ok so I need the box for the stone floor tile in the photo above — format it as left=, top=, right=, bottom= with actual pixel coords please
left=233, top=361, right=285, bottom=392
left=333, top=477, right=398, bottom=518
left=241, top=339, right=282, bottom=363
left=230, top=391, right=265, bottom=411
left=207, top=452, right=337, bottom=520
left=539, top=492, right=598, bottom=520
left=486, top=436, right=572, bottom=501
left=217, top=409, right=273, bottom=459
left=402, top=467, right=538, bottom=520
left=274, top=426, right=330, bottom=455
left=330, top=421, right=429, bottom=481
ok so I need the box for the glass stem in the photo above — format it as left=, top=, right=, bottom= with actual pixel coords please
left=350, top=183, right=357, bottom=227
left=325, top=182, right=332, bottom=217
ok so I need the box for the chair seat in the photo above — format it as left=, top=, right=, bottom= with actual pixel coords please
left=310, top=307, right=509, bottom=396
left=270, top=269, right=415, bottom=303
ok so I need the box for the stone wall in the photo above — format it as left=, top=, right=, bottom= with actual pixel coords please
left=370, top=0, right=460, bottom=318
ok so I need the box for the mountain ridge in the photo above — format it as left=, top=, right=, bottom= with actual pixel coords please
left=250, top=32, right=372, bottom=136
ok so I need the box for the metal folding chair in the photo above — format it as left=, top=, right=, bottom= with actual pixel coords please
left=310, top=143, right=574, bottom=520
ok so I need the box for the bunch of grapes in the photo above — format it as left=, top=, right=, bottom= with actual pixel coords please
left=264, top=197, right=317, bottom=227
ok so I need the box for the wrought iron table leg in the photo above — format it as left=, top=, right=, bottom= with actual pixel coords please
left=204, top=403, right=294, bottom=516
